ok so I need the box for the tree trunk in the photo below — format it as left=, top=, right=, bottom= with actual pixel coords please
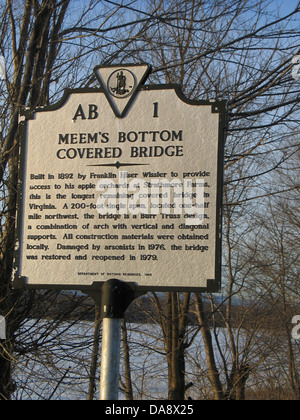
left=0, top=137, right=19, bottom=400
left=0, top=0, right=71, bottom=400
left=226, top=363, right=251, bottom=400
left=87, top=305, right=101, bottom=400
left=166, top=292, right=187, bottom=400
left=122, top=319, right=133, bottom=400
left=195, top=293, right=224, bottom=400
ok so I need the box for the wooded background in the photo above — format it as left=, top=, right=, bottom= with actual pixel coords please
left=0, top=0, right=299, bottom=400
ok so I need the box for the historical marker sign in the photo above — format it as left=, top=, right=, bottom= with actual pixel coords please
left=13, top=64, right=226, bottom=292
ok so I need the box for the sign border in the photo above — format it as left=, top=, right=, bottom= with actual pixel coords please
left=12, top=82, right=227, bottom=294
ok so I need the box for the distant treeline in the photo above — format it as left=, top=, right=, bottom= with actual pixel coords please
left=27, top=290, right=299, bottom=332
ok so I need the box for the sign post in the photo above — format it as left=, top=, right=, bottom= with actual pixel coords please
left=12, top=63, right=226, bottom=400
left=99, top=279, right=137, bottom=400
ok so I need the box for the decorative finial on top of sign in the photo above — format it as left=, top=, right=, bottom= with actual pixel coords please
left=94, top=63, right=151, bottom=118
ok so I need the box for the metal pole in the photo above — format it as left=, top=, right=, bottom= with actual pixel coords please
left=100, top=318, right=122, bottom=400
left=99, top=279, right=137, bottom=401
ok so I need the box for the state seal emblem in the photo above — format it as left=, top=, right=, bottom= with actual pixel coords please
left=94, top=63, right=151, bottom=117
left=107, top=69, right=136, bottom=99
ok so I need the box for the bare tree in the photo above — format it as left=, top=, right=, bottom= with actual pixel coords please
left=0, top=0, right=299, bottom=400
left=0, top=0, right=171, bottom=399
left=137, top=0, right=299, bottom=400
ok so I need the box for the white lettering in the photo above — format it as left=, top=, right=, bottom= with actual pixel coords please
left=292, top=316, right=300, bottom=340
left=0, top=315, right=6, bottom=340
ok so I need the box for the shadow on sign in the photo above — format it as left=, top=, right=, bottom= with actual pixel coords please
left=0, top=315, right=6, bottom=340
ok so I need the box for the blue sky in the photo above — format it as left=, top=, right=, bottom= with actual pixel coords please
left=275, top=0, right=299, bottom=14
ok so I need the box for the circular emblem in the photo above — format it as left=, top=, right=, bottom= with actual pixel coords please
left=107, top=69, right=136, bottom=99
